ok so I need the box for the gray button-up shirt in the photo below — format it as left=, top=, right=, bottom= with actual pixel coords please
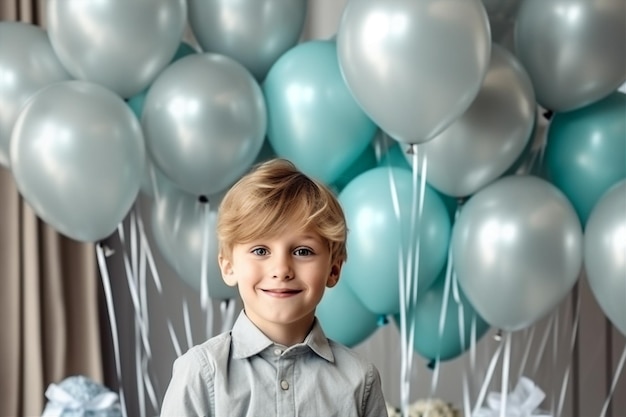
left=160, top=311, right=388, bottom=417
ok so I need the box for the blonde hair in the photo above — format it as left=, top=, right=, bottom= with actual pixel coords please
left=216, top=158, right=347, bottom=265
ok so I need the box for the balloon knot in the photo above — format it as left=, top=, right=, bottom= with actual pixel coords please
left=377, top=315, right=389, bottom=326
left=427, top=359, right=436, bottom=370
left=198, top=195, right=209, bottom=204
left=542, top=109, right=553, bottom=120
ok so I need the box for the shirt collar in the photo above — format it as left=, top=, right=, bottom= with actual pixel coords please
left=230, top=310, right=335, bottom=363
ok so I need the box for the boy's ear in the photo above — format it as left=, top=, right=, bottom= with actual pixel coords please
left=218, top=254, right=237, bottom=287
left=326, top=263, right=342, bottom=288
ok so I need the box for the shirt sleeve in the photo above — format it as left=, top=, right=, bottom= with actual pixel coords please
left=160, top=348, right=214, bottom=417
left=361, top=363, right=389, bottom=417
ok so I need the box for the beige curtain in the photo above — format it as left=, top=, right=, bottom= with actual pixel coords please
left=0, top=2, right=105, bottom=416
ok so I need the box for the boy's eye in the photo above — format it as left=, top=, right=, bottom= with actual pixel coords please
left=251, top=248, right=268, bottom=256
left=294, top=248, right=313, bottom=256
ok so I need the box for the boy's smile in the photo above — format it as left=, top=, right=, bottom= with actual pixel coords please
left=219, top=228, right=341, bottom=346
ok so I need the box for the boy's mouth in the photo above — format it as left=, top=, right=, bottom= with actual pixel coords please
left=262, top=288, right=302, bottom=297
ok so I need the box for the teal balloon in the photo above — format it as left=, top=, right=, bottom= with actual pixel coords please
left=317, top=279, right=379, bottom=347
left=339, top=167, right=451, bottom=315
left=127, top=42, right=197, bottom=120
left=332, top=144, right=377, bottom=191
left=543, top=92, right=626, bottom=224
left=395, top=271, right=490, bottom=362
left=263, top=40, right=378, bottom=184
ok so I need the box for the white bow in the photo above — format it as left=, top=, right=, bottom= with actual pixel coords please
left=42, top=383, right=120, bottom=417
left=473, top=377, right=553, bottom=417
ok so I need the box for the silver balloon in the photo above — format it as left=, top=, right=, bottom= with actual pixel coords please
left=337, top=0, right=491, bottom=144
left=514, top=0, right=626, bottom=112
left=10, top=81, right=145, bottom=242
left=188, top=0, right=307, bottom=81
left=47, top=0, right=187, bottom=98
left=142, top=53, right=267, bottom=197
left=0, top=22, right=72, bottom=168
left=584, top=180, right=626, bottom=336
left=452, top=175, right=583, bottom=331
left=407, top=44, right=536, bottom=197
left=151, top=181, right=237, bottom=300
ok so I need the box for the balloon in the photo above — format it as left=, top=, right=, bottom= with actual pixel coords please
left=47, top=0, right=187, bottom=98
left=452, top=175, right=583, bottom=331
left=336, top=0, right=491, bottom=144
left=188, top=0, right=307, bottom=81
left=151, top=181, right=237, bottom=300
left=332, top=144, right=378, bottom=192
left=395, top=270, right=490, bottom=362
left=514, top=0, right=626, bottom=112
left=263, top=40, right=377, bottom=184
left=317, top=279, right=379, bottom=347
left=142, top=53, right=267, bottom=197
left=584, top=180, right=626, bottom=336
left=543, top=92, right=626, bottom=224
left=406, top=44, right=536, bottom=197
left=10, top=81, right=145, bottom=242
left=127, top=42, right=198, bottom=120
left=339, top=167, right=451, bottom=315
left=0, top=22, right=72, bottom=168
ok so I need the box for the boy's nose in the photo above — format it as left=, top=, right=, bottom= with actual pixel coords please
left=271, top=257, right=294, bottom=280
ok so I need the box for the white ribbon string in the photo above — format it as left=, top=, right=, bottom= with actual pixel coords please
left=500, top=331, right=512, bottom=417
left=517, top=326, right=536, bottom=383
left=117, top=224, right=152, bottom=358
left=473, top=339, right=504, bottom=416
left=532, top=314, right=555, bottom=376
left=220, top=299, right=238, bottom=334
left=556, top=285, right=581, bottom=417
left=183, top=298, right=194, bottom=351
left=200, top=199, right=215, bottom=339
left=42, top=384, right=120, bottom=417
left=387, top=154, right=410, bottom=417
left=599, top=343, right=626, bottom=417
left=96, top=244, right=128, bottom=417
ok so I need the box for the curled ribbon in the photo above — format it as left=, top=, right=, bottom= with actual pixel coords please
left=42, top=383, right=120, bottom=417
left=473, top=377, right=553, bottom=417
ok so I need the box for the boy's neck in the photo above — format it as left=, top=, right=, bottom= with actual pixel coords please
left=245, top=311, right=315, bottom=347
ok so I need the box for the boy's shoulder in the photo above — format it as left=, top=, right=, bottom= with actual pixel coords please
left=326, top=338, right=378, bottom=373
left=176, top=330, right=234, bottom=371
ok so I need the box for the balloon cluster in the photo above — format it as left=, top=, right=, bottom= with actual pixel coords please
left=0, top=0, right=624, bottom=366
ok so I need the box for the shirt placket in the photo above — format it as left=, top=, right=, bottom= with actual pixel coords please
left=275, top=348, right=295, bottom=417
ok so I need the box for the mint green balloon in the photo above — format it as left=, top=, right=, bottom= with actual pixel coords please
left=317, top=279, right=379, bottom=348
left=395, top=271, right=490, bottom=362
left=543, top=92, right=626, bottom=224
left=263, top=40, right=378, bottom=184
left=339, top=167, right=451, bottom=315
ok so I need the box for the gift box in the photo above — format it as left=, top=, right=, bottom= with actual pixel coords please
left=41, top=375, right=122, bottom=417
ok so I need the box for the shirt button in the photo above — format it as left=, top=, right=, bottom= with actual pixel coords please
left=280, top=380, right=289, bottom=390
left=273, top=348, right=282, bottom=356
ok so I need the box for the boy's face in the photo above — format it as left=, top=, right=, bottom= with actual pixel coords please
left=218, top=228, right=341, bottom=343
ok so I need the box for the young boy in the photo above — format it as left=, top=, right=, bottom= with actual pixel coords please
left=160, top=159, right=388, bottom=416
